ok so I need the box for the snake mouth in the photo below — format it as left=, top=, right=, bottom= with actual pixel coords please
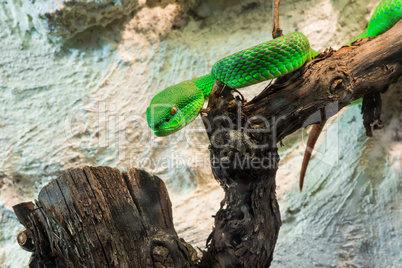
left=153, top=126, right=181, bottom=137
left=150, top=99, right=204, bottom=137
left=152, top=108, right=200, bottom=136
left=147, top=81, right=206, bottom=136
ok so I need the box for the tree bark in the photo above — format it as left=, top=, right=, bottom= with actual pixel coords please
left=13, top=20, right=402, bottom=268
left=198, top=80, right=281, bottom=267
left=13, top=166, right=197, bottom=268
left=199, top=20, right=402, bottom=266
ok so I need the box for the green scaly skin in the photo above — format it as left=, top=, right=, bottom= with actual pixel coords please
left=147, top=32, right=317, bottom=136
left=147, top=0, right=402, bottom=137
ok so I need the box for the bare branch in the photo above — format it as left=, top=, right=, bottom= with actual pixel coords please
left=200, top=20, right=402, bottom=267
left=272, top=0, right=283, bottom=38
left=248, top=20, right=402, bottom=141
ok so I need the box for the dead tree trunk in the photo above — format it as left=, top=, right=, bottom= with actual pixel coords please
left=198, top=80, right=282, bottom=267
left=13, top=166, right=197, bottom=268
left=199, top=20, right=402, bottom=266
left=13, top=21, right=402, bottom=268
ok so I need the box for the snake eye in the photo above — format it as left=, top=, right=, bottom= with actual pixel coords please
left=170, top=106, right=178, bottom=116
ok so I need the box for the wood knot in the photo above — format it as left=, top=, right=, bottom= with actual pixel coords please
left=17, top=229, right=35, bottom=252
left=152, top=246, right=174, bottom=267
left=371, top=119, right=384, bottom=130
left=331, top=79, right=343, bottom=92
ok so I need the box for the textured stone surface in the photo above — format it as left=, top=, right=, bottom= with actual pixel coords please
left=43, top=0, right=142, bottom=40
left=0, top=0, right=401, bottom=267
left=19, top=0, right=200, bottom=41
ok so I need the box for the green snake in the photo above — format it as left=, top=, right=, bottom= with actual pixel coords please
left=147, top=0, right=402, bottom=137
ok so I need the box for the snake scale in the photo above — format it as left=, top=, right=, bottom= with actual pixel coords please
left=146, top=0, right=401, bottom=185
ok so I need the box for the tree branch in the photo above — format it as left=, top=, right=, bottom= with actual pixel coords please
left=272, top=0, right=283, bottom=38
left=248, top=20, right=402, bottom=140
left=200, top=20, right=402, bottom=266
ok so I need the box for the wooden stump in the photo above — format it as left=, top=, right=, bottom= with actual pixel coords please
left=13, top=166, right=197, bottom=268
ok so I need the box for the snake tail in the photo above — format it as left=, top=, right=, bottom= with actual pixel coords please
left=300, top=121, right=326, bottom=192
left=300, top=0, right=402, bottom=190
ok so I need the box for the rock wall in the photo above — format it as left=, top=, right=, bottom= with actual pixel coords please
left=0, top=0, right=400, bottom=266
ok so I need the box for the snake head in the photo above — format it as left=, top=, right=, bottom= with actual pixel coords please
left=147, top=80, right=205, bottom=136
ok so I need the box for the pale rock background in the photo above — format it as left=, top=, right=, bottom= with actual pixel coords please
left=0, top=0, right=401, bottom=267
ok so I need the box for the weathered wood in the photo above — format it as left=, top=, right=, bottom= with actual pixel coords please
left=199, top=20, right=402, bottom=267
left=199, top=81, right=282, bottom=267
left=362, top=91, right=384, bottom=137
left=272, top=0, right=283, bottom=38
left=246, top=20, right=402, bottom=140
left=13, top=166, right=196, bottom=268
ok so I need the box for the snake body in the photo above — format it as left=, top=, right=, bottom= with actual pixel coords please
left=147, top=32, right=317, bottom=136
left=147, top=0, right=402, bottom=137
